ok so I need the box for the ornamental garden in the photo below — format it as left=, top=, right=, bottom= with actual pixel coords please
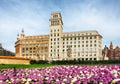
left=0, top=63, right=120, bottom=84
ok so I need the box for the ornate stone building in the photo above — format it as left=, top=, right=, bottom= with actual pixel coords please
left=15, top=30, right=49, bottom=60
left=102, top=42, right=120, bottom=60
left=15, top=12, right=103, bottom=61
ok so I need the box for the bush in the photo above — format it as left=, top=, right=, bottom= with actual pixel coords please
left=30, top=60, right=48, bottom=64
left=30, top=60, right=120, bottom=65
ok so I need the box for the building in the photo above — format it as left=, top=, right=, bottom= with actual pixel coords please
left=15, top=12, right=103, bottom=61
left=0, top=43, right=15, bottom=56
left=102, top=42, right=120, bottom=60
left=0, top=43, right=3, bottom=55
left=15, top=30, right=49, bottom=60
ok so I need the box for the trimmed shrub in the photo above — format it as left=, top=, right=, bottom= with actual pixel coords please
left=30, top=60, right=120, bottom=65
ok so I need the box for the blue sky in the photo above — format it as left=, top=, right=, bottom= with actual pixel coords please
left=0, top=0, right=120, bottom=52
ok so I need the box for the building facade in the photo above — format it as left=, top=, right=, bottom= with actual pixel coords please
left=102, top=42, right=120, bottom=60
left=15, top=30, right=49, bottom=60
left=15, top=12, right=103, bottom=61
left=0, top=43, right=15, bottom=56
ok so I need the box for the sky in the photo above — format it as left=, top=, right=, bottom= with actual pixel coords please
left=0, top=0, right=120, bottom=52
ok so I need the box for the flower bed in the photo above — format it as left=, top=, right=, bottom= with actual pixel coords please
left=0, top=65, right=120, bottom=84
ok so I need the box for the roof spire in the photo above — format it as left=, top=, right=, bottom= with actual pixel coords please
left=22, top=28, right=24, bottom=33
left=17, top=33, right=19, bottom=36
left=109, top=42, right=113, bottom=49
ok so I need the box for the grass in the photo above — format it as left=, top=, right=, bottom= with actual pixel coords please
left=0, top=63, right=119, bottom=69
left=0, top=64, right=54, bottom=69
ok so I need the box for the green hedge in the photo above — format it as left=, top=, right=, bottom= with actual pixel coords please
left=30, top=60, right=120, bottom=65
left=30, top=60, right=48, bottom=64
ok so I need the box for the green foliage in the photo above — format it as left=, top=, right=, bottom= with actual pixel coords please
left=30, top=60, right=120, bottom=65
left=50, top=60, right=120, bottom=65
left=30, top=60, right=48, bottom=64
left=0, top=60, right=120, bottom=69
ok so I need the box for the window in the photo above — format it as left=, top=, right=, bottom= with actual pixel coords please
left=90, top=44, right=92, bottom=47
left=74, top=38, right=76, bottom=40
left=86, top=45, right=88, bottom=47
left=58, top=34, right=59, bottom=36
left=82, top=37, right=84, bottom=40
left=22, top=47, right=24, bottom=51
left=86, top=58, right=88, bottom=60
left=82, top=58, right=84, bottom=61
left=34, top=47, right=36, bottom=50
left=51, top=39, right=52, bottom=41
left=94, top=44, right=96, bottom=47
left=54, top=34, right=56, bottom=37
left=51, top=46, right=52, bottom=48
left=30, top=48, right=32, bottom=50
left=82, top=45, right=84, bottom=47
left=94, top=58, right=97, bottom=60
left=71, top=38, right=72, bottom=40
left=78, top=45, right=80, bottom=47
left=54, top=38, right=56, bottom=41
left=78, top=37, right=80, bottom=40
left=22, top=48, right=24, bottom=53
left=74, top=45, right=76, bottom=47
left=94, top=40, right=96, bottom=43
left=57, top=38, right=59, bottom=41
left=90, top=37, right=92, bottom=39
left=82, top=41, right=84, bottom=43
left=90, top=58, right=92, bottom=60
left=86, top=41, right=88, bottom=43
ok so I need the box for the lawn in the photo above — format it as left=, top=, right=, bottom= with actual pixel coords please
left=0, top=64, right=54, bottom=69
